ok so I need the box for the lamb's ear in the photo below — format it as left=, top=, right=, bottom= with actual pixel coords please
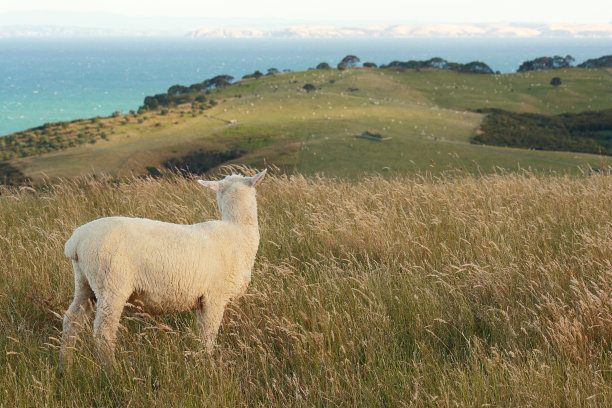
left=247, top=169, right=267, bottom=187
left=198, top=180, right=220, bottom=192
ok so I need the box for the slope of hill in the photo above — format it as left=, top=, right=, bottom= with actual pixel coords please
left=2, top=66, right=611, bottom=182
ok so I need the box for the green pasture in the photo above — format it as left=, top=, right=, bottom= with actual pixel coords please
left=6, top=66, right=611, bottom=180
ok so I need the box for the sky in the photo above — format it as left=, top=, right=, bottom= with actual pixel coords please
left=1, top=0, right=611, bottom=26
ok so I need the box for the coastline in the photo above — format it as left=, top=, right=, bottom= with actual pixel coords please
left=1, top=36, right=611, bottom=137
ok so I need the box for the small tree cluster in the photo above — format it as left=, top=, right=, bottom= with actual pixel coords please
left=337, top=55, right=360, bottom=70
left=517, top=55, right=575, bottom=72
left=381, top=58, right=494, bottom=74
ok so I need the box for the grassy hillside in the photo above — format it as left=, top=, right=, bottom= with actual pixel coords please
left=1, top=66, right=611, bottom=181
left=0, top=170, right=610, bottom=406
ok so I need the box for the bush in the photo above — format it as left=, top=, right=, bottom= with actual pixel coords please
left=472, top=108, right=612, bottom=154
left=303, top=83, right=316, bottom=92
left=517, top=55, right=574, bottom=72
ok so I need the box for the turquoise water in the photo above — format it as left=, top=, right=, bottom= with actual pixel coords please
left=1, top=37, right=610, bottom=136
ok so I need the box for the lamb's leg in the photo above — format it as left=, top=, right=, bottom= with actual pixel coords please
left=59, top=265, right=95, bottom=374
left=197, top=297, right=229, bottom=353
left=93, top=292, right=128, bottom=370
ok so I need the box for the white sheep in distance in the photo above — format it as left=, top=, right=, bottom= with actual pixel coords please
left=59, top=169, right=267, bottom=372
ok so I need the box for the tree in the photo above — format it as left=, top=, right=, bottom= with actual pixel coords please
left=578, top=55, right=612, bottom=68
left=143, top=96, right=159, bottom=109
left=167, top=84, right=189, bottom=96
left=316, top=62, right=331, bottom=70
left=517, top=55, right=575, bottom=72
left=267, top=68, right=280, bottom=75
left=426, top=57, right=449, bottom=69
left=243, top=71, right=263, bottom=80
left=550, top=77, right=562, bottom=87
left=188, top=83, right=207, bottom=92
left=204, top=75, right=234, bottom=89
left=302, top=84, right=316, bottom=92
left=337, top=55, right=360, bottom=70
left=363, top=62, right=377, bottom=68
left=457, top=61, right=494, bottom=74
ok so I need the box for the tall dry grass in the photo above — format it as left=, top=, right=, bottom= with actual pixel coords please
left=0, top=169, right=610, bottom=406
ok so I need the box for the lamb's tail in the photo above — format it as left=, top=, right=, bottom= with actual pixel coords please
left=64, top=230, right=80, bottom=261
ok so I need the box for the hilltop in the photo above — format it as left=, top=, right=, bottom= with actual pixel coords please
left=1, top=64, right=611, bottom=183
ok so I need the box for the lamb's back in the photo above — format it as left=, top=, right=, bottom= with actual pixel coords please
left=65, top=216, right=251, bottom=300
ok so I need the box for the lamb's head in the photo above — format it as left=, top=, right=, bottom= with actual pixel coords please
left=198, top=169, right=267, bottom=224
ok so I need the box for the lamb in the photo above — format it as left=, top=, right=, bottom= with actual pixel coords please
left=59, top=169, right=266, bottom=372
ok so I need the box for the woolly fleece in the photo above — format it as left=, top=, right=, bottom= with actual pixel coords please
left=59, top=170, right=266, bottom=371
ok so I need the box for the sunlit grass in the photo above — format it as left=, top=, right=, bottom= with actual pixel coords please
left=1, top=169, right=610, bottom=406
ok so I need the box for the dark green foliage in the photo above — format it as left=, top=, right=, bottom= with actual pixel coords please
left=456, top=61, right=494, bottom=74
left=550, top=77, right=562, bottom=87
left=187, top=83, right=206, bottom=93
left=578, top=55, right=612, bottom=68
left=302, top=83, right=316, bottom=92
left=471, top=108, right=612, bottom=155
left=267, top=68, right=280, bottom=75
left=207, top=75, right=234, bottom=89
left=381, top=58, right=493, bottom=74
left=316, top=62, right=331, bottom=70
left=140, top=75, right=234, bottom=111
left=143, top=92, right=191, bottom=110
left=517, top=55, right=574, bottom=72
left=243, top=70, right=264, bottom=80
left=0, top=161, right=29, bottom=185
left=338, top=55, right=360, bottom=70
left=161, top=148, right=244, bottom=176
left=363, top=62, right=377, bottom=68
left=167, top=84, right=189, bottom=96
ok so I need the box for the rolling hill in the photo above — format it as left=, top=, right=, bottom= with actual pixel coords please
left=2, top=65, right=611, bottom=182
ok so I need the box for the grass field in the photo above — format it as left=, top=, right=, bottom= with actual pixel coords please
left=1, top=169, right=611, bottom=406
left=4, top=66, right=611, bottom=181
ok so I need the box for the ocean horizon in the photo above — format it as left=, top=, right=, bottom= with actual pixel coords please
left=1, top=36, right=611, bottom=137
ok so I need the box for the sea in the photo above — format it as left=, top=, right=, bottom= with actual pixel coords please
left=1, top=36, right=611, bottom=137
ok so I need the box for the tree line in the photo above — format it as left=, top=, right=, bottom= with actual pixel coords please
left=140, top=53, right=612, bottom=114
left=517, top=54, right=612, bottom=72
left=380, top=58, right=494, bottom=74
left=141, top=75, right=234, bottom=111
left=471, top=108, right=612, bottom=155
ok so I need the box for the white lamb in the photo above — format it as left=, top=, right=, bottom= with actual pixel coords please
left=59, top=169, right=266, bottom=372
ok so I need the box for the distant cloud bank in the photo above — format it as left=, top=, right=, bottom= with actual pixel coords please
left=2, top=22, right=612, bottom=38
left=187, top=24, right=612, bottom=39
